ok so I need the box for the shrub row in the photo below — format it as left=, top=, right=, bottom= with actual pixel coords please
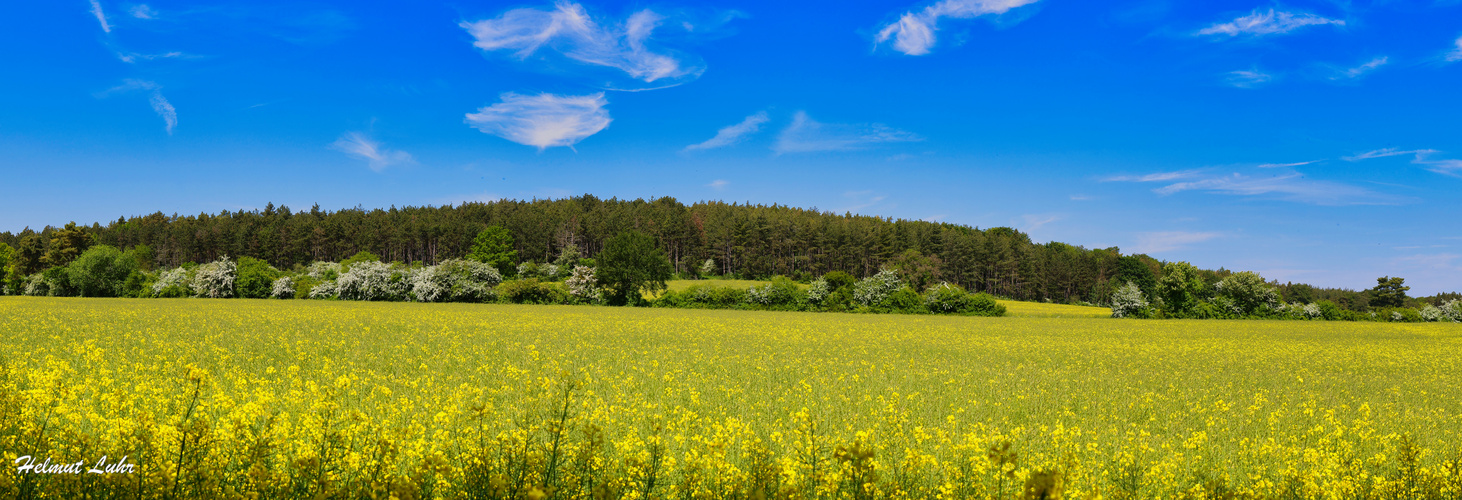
left=654, top=270, right=1006, bottom=316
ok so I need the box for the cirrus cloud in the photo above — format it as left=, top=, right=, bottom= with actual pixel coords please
left=330, top=132, right=414, bottom=172
left=683, top=111, right=769, bottom=152
left=773, top=111, right=921, bottom=154
left=465, top=92, right=611, bottom=150
left=1196, top=8, right=1343, bottom=37
left=875, top=0, right=1040, bottom=56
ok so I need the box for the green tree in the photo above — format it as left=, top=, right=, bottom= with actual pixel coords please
left=65, top=245, right=137, bottom=297
left=1370, top=276, right=1410, bottom=309
left=596, top=231, right=672, bottom=306
left=44, top=222, right=92, bottom=268
left=1214, top=271, right=1279, bottom=316
left=16, top=234, right=45, bottom=275
left=235, top=256, right=281, bottom=299
left=887, top=249, right=942, bottom=292
left=1156, top=261, right=1209, bottom=316
left=1115, top=255, right=1157, bottom=300
left=468, top=226, right=518, bottom=275
left=0, top=243, right=15, bottom=294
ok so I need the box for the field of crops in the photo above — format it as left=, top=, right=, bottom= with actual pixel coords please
left=1, top=297, right=1459, bottom=499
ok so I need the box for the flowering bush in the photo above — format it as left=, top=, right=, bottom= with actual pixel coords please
left=409, top=259, right=501, bottom=303
left=852, top=268, right=902, bottom=307
left=1420, top=304, right=1445, bottom=322
left=270, top=277, right=296, bottom=299
left=1111, top=282, right=1148, bottom=319
left=309, top=280, right=338, bottom=299
left=23, top=273, right=51, bottom=297
left=924, top=282, right=974, bottom=314
left=337, top=261, right=409, bottom=301
left=191, top=257, right=236, bottom=299
left=806, top=277, right=830, bottom=304
left=517, top=262, right=539, bottom=279
left=540, top=263, right=560, bottom=280
left=1214, top=271, right=1279, bottom=316
left=1443, top=300, right=1462, bottom=322
left=700, top=258, right=715, bottom=276
left=1302, top=302, right=1323, bottom=320
left=746, top=276, right=801, bottom=307
left=565, top=265, right=600, bottom=302
left=151, top=267, right=192, bottom=297
left=307, top=261, right=341, bottom=281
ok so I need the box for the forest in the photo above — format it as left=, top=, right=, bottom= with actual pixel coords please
left=0, top=194, right=1455, bottom=311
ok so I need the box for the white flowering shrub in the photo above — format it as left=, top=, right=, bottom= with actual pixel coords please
left=541, top=263, right=560, bottom=280
left=23, top=274, right=50, bottom=297
left=270, top=277, right=296, bottom=299
left=565, top=265, right=600, bottom=302
left=517, top=262, right=539, bottom=279
left=409, top=259, right=501, bottom=303
left=1391, top=310, right=1405, bottom=322
left=1302, top=302, right=1322, bottom=320
left=1214, top=271, right=1279, bottom=316
left=309, top=280, right=338, bottom=299
left=747, top=277, right=800, bottom=307
left=806, top=277, right=830, bottom=304
left=700, top=259, right=715, bottom=276
left=191, top=257, right=236, bottom=298
left=1443, top=300, right=1462, bottom=322
left=337, top=261, right=409, bottom=301
left=151, top=267, right=192, bottom=297
left=853, top=268, right=902, bottom=307
left=307, top=261, right=342, bottom=280
left=1420, top=304, right=1445, bottom=322
left=1111, top=282, right=1148, bottom=318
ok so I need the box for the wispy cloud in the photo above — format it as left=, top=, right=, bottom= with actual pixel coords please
left=1446, top=36, right=1462, bottom=62
left=1018, top=214, right=1061, bottom=232
left=1151, top=173, right=1394, bottom=205
left=1101, top=170, right=1204, bottom=183
left=1196, top=9, right=1343, bottom=37
left=461, top=2, right=714, bottom=86
left=683, top=111, right=769, bottom=152
left=1134, top=231, right=1222, bottom=254
left=706, top=179, right=729, bottom=190
left=1225, top=69, right=1273, bottom=88
left=130, top=4, right=157, bottom=19
left=1413, top=154, right=1462, bottom=178
left=1344, top=148, right=1437, bottom=161
left=1332, top=56, right=1387, bottom=80
left=101, top=79, right=176, bottom=134
left=330, top=132, right=414, bottom=172
left=89, top=0, right=112, bottom=33
left=875, top=0, right=1040, bottom=56
left=116, top=51, right=189, bottom=64
left=465, top=92, right=611, bottom=150
left=773, top=111, right=921, bottom=154
left=1256, top=160, right=1316, bottom=168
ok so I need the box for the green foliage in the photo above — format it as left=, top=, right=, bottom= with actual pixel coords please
left=1214, top=271, right=1280, bottom=316
left=1370, top=277, right=1410, bottom=309
left=553, top=244, right=581, bottom=269
left=967, top=292, right=1006, bottom=317
left=129, top=244, right=156, bottom=271
left=1315, top=300, right=1343, bottom=321
left=16, top=234, right=45, bottom=276
left=653, top=285, right=748, bottom=309
left=497, top=278, right=568, bottom=305
left=340, top=251, right=381, bottom=273
left=43, top=222, right=92, bottom=268
left=0, top=243, right=14, bottom=295
left=467, top=226, right=518, bottom=275
left=1115, top=256, right=1158, bottom=300
left=234, top=256, right=281, bottom=299
left=65, top=245, right=138, bottom=298
left=746, top=276, right=804, bottom=309
left=42, top=267, right=74, bottom=297
left=888, top=250, right=942, bottom=292
left=923, top=283, right=972, bottom=314
left=597, top=231, right=673, bottom=306
left=883, top=287, right=924, bottom=313
left=1156, top=262, right=1210, bottom=317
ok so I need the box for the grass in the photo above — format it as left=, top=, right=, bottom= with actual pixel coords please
left=1, top=296, right=1459, bottom=498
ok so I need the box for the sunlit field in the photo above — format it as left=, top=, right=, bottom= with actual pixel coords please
left=1, top=297, right=1459, bottom=498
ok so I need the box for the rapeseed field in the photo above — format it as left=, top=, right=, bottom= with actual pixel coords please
left=0, top=297, right=1458, bottom=499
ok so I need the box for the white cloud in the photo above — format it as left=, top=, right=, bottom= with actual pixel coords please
left=330, top=132, right=414, bottom=172
left=683, top=112, right=769, bottom=152
left=707, top=179, right=729, bottom=190
left=1411, top=154, right=1462, bottom=178
left=1196, top=9, right=1343, bottom=37
left=89, top=0, right=112, bottom=33
left=130, top=4, right=157, bottom=19
left=1449, top=36, right=1462, bottom=63
left=465, top=92, right=611, bottom=150
left=116, top=51, right=187, bottom=64
left=1134, top=231, right=1222, bottom=254
left=1101, top=170, right=1204, bottom=182
left=1018, top=214, right=1061, bottom=232
left=460, top=2, right=702, bottom=84
left=1343, top=148, right=1437, bottom=161
left=1224, top=69, right=1272, bottom=88
left=773, top=111, right=921, bottom=154
left=1333, top=56, right=1387, bottom=80
left=149, top=92, right=176, bottom=135
left=875, top=0, right=1040, bottom=56
left=1256, top=160, right=1315, bottom=168
left=101, top=79, right=176, bottom=134
left=1150, top=173, right=1393, bottom=205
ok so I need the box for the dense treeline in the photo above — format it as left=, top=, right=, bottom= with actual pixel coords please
left=0, top=195, right=1454, bottom=309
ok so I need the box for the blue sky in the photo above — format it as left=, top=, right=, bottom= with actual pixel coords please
left=1, top=0, right=1459, bottom=293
